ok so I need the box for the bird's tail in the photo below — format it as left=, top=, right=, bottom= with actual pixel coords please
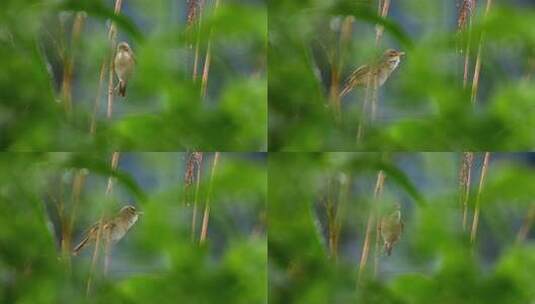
left=119, top=81, right=126, bottom=97
left=73, top=236, right=89, bottom=255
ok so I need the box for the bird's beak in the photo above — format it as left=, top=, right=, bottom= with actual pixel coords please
left=399, top=51, right=406, bottom=57
left=137, top=211, right=144, bottom=215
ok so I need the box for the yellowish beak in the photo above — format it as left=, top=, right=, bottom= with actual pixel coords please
left=399, top=51, right=406, bottom=57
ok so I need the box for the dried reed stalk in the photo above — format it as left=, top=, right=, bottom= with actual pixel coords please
left=471, top=0, right=492, bottom=105
left=357, top=170, right=385, bottom=286
left=88, top=0, right=122, bottom=285
left=356, top=0, right=390, bottom=144
left=459, top=152, right=474, bottom=231
left=89, top=0, right=123, bottom=132
left=61, top=169, right=88, bottom=270
left=200, top=0, right=221, bottom=99
left=329, top=16, right=354, bottom=119
left=470, top=152, right=490, bottom=243
left=200, top=152, right=220, bottom=244
left=183, top=152, right=203, bottom=241
left=86, top=150, right=121, bottom=296
left=373, top=171, right=386, bottom=277
left=60, top=12, right=87, bottom=115
left=188, top=0, right=205, bottom=81
left=457, top=0, right=474, bottom=87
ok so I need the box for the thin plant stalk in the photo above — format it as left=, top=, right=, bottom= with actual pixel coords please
left=191, top=0, right=205, bottom=81
left=357, top=170, right=385, bottom=286
left=516, top=204, right=535, bottom=243
left=329, top=16, right=354, bottom=119
left=107, top=0, right=122, bottom=118
left=61, top=12, right=86, bottom=115
left=459, top=152, right=474, bottom=231
left=200, top=0, right=221, bottom=99
left=470, top=0, right=492, bottom=105
left=190, top=153, right=203, bottom=242
left=470, top=152, right=490, bottom=243
left=200, top=152, right=220, bottom=244
left=356, top=0, right=390, bottom=143
left=457, top=0, right=474, bottom=87
left=63, top=169, right=88, bottom=270
left=86, top=151, right=120, bottom=296
left=90, top=0, right=122, bottom=132
left=373, top=171, right=386, bottom=277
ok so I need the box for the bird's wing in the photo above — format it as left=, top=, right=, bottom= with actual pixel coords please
left=340, top=65, right=370, bottom=97
left=348, top=64, right=371, bottom=84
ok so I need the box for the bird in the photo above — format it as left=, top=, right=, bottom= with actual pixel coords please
left=114, top=42, right=135, bottom=97
left=339, top=49, right=405, bottom=97
left=73, top=205, right=142, bottom=255
left=380, top=203, right=404, bottom=256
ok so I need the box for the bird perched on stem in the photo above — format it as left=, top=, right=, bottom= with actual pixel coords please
left=340, top=49, right=405, bottom=97
left=73, top=205, right=142, bottom=255
left=114, top=42, right=135, bottom=97
left=380, top=203, right=404, bottom=256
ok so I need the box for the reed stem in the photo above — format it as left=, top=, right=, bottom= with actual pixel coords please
left=200, top=152, right=220, bottom=244
left=470, top=152, right=490, bottom=243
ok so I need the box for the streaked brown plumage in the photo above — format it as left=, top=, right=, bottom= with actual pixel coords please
left=73, top=205, right=141, bottom=255
left=340, top=49, right=405, bottom=97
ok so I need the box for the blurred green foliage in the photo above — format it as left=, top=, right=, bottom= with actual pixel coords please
left=268, top=152, right=535, bottom=303
left=0, top=0, right=266, bottom=151
left=268, top=0, right=535, bottom=150
left=0, top=152, right=266, bottom=303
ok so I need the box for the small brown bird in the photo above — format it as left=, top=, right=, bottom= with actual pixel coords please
left=114, top=42, right=135, bottom=97
left=73, top=205, right=142, bottom=255
left=380, top=203, right=404, bottom=256
left=340, top=49, right=405, bottom=97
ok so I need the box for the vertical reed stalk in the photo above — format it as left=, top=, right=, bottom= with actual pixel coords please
left=516, top=204, right=535, bottom=243
left=373, top=171, right=386, bottom=277
left=188, top=0, right=205, bottom=81
left=184, top=152, right=203, bottom=241
left=470, top=152, right=490, bottom=243
left=457, top=0, right=474, bottom=87
left=329, top=16, right=354, bottom=119
left=470, top=0, right=492, bottom=105
left=459, top=152, right=473, bottom=231
left=356, top=0, right=390, bottom=143
left=60, top=12, right=87, bottom=115
left=89, top=0, right=123, bottom=132
left=62, top=169, right=88, bottom=271
left=86, top=150, right=120, bottom=296
left=357, top=170, right=385, bottom=286
left=200, top=0, right=221, bottom=99
left=200, top=152, right=220, bottom=244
